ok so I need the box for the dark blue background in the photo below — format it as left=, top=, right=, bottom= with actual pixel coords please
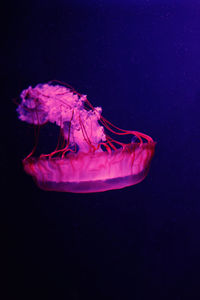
left=2, top=1, right=200, bottom=299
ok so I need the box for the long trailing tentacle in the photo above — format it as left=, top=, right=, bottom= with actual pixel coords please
left=18, top=81, right=154, bottom=160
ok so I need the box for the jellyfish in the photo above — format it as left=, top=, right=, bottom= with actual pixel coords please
left=16, top=81, right=155, bottom=193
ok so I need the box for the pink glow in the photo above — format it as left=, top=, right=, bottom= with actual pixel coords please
left=17, top=81, right=155, bottom=193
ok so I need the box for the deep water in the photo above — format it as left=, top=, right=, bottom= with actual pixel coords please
left=2, top=1, right=200, bottom=299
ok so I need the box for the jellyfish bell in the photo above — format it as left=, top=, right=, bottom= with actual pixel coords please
left=17, top=81, right=155, bottom=193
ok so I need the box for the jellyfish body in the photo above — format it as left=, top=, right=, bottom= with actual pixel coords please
left=17, top=81, right=155, bottom=193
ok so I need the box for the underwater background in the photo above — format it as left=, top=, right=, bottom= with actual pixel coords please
left=2, top=0, right=200, bottom=299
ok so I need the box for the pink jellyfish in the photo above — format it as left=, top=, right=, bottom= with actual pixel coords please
left=17, top=81, right=155, bottom=193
